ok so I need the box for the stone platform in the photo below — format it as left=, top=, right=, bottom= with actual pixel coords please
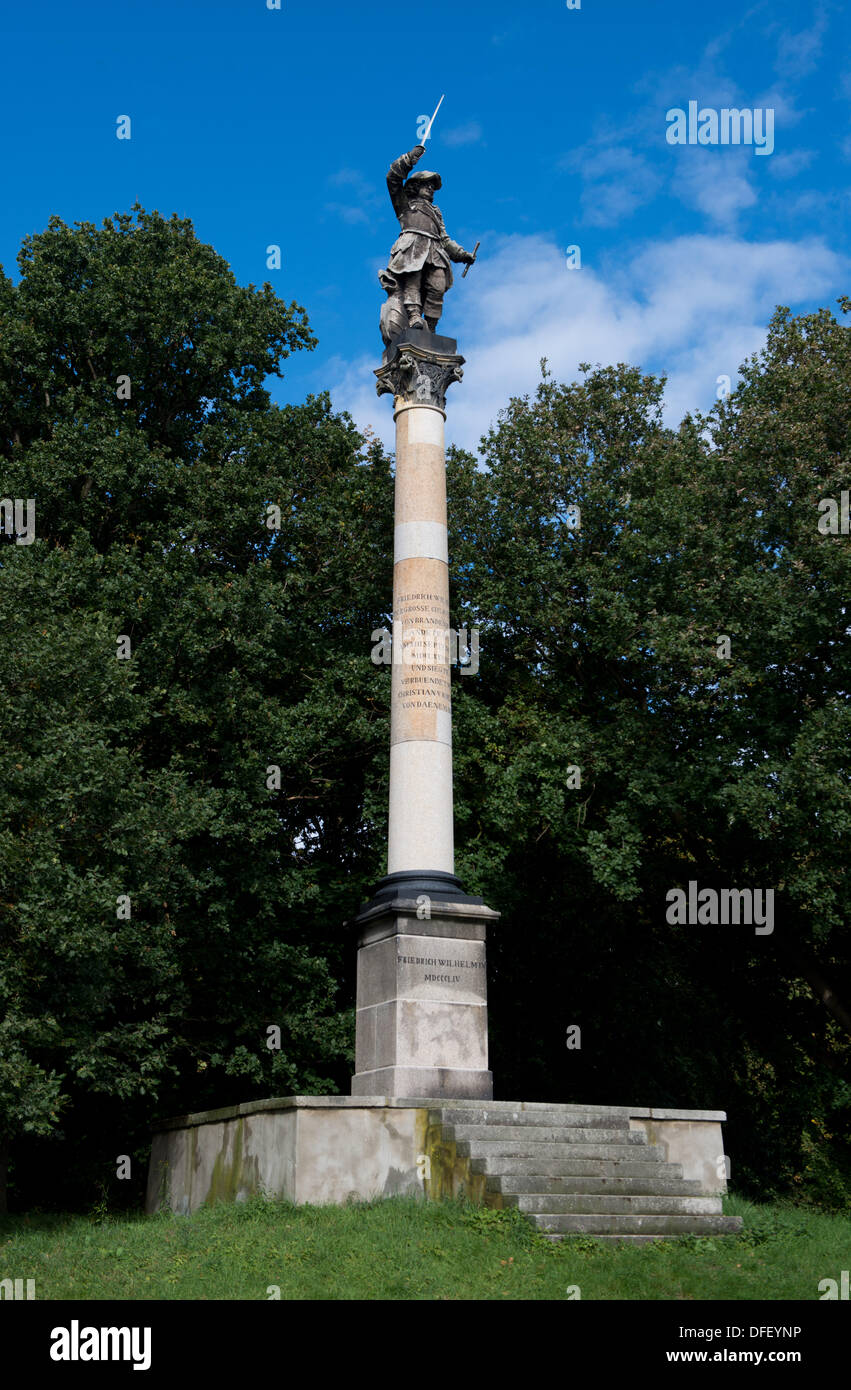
left=145, top=1097, right=740, bottom=1240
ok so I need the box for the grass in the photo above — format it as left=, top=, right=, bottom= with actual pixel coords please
left=0, top=1193, right=847, bottom=1300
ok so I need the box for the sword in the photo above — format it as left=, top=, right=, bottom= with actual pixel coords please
left=421, top=94, right=444, bottom=144
left=462, top=241, right=480, bottom=278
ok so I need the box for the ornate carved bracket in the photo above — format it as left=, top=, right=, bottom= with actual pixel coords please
left=375, top=337, right=465, bottom=412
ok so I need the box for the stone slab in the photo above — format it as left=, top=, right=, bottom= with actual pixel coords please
left=629, top=1117, right=728, bottom=1194
left=350, top=1067, right=493, bottom=1100
left=383, top=326, right=459, bottom=361
left=355, top=998, right=489, bottom=1073
left=357, top=934, right=488, bottom=1008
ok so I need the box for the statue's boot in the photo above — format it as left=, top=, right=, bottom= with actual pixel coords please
left=425, top=316, right=439, bottom=332
left=405, top=303, right=426, bottom=329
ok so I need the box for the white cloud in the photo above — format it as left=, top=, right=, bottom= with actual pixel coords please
left=773, top=8, right=828, bottom=80
left=566, top=145, right=664, bottom=228
left=669, top=150, right=759, bottom=228
left=767, top=149, right=816, bottom=179
left=325, top=232, right=846, bottom=455
left=562, top=8, right=819, bottom=232
left=324, top=168, right=382, bottom=224
left=323, top=203, right=371, bottom=226
left=443, top=122, right=484, bottom=148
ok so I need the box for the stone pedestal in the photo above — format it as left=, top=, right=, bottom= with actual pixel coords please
left=350, top=327, right=498, bottom=1099
left=351, top=894, right=497, bottom=1099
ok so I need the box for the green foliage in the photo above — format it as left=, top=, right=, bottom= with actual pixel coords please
left=0, top=206, right=392, bottom=1206
left=0, top=202, right=848, bottom=1213
left=456, top=1198, right=545, bottom=1248
left=0, top=1194, right=845, bottom=1300
left=447, top=304, right=850, bottom=1208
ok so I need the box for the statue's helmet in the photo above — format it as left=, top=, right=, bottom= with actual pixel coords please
left=406, top=170, right=442, bottom=191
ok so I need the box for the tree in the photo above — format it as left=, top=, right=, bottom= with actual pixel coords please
left=447, top=312, right=850, bottom=1206
left=2, top=201, right=848, bottom=1212
left=0, top=207, right=393, bottom=1210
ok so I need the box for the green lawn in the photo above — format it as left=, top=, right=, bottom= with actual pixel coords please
left=0, top=1194, right=847, bottom=1300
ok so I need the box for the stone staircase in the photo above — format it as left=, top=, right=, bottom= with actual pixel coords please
left=426, top=1103, right=742, bottom=1243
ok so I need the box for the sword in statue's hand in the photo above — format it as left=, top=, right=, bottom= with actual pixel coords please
left=420, top=94, right=445, bottom=144
left=462, top=241, right=480, bottom=278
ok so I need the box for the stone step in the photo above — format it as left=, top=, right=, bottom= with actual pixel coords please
left=429, top=1100, right=635, bottom=1117
left=446, top=1125, right=649, bottom=1146
left=509, top=1194, right=723, bottom=1216
left=528, top=1213, right=743, bottom=1235
left=431, top=1109, right=629, bottom=1130
left=471, top=1156, right=684, bottom=1178
left=540, top=1233, right=682, bottom=1245
left=457, top=1140, right=666, bottom=1162
left=488, top=1175, right=703, bottom=1197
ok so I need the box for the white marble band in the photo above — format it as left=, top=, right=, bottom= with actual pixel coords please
left=393, top=521, right=449, bottom=564
left=387, top=738, right=455, bottom=875
left=393, top=401, right=446, bottom=425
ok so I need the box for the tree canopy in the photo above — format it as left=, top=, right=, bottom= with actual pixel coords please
left=1, top=207, right=848, bottom=1211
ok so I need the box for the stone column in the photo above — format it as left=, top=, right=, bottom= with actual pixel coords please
left=350, top=329, right=497, bottom=1100
left=388, top=357, right=455, bottom=878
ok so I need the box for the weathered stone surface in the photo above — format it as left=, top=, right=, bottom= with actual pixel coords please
left=351, top=1066, right=493, bottom=1099
left=147, top=1104, right=426, bottom=1212
left=433, top=1108, right=630, bottom=1128
left=357, top=935, right=487, bottom=1009
left=512, top=1194, right=723, bottom=1215
left=491, top=1175, right=705, bottom=1196
left=145, top=1097, right=739, bottom=1239
left=471, top=1156, right=683, bottom=1178
left=356, top=902, right=493, bottom=946
left=355, top=999, right=488, bottom=1073
left=458, top=1139, right=668, bottom=1161
left=629, top=1117, right=728, bottom=1194
left=352, top=902, right=495, bottom=1099
left=529, top=1213, right=743, bottom=1235
left=443, top=1124, right=641, bottom=1145
left=293, top=1108, right=425, bottom=1204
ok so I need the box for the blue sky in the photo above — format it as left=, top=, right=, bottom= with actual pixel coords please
left=1, top=0, right=848, bottom=450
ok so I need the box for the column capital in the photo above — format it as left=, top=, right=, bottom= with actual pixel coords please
left=375, top=329, right=465, bottom=412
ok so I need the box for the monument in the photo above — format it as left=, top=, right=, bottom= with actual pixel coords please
left=146, top=123, right=738, bottom=1238
left=351, top=133, right=497, bottom=1099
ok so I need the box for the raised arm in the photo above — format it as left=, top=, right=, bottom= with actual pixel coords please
left=387, top=145, right=425, bottom=216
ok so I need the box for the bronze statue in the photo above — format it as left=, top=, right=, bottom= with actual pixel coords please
left=379, top=142, right=478, bottom=346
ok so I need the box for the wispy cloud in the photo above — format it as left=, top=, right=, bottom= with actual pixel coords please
left=562, top=144, right=664, bottom=227
left=324, top=168, right=382, bottom=225
left=772, top=6, right=829, bottom=80
left=443, top=122, right=484, bottom=148
left=670, top=150, right=758, bottom=227
left=325, top=231, right=846, bottom=453
left=767, top=149, right=816, bottom=179
left=560, top=7, right=827, bottom=232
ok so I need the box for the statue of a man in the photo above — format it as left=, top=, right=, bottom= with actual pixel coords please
left=379, top=144, right=476, bottom=344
